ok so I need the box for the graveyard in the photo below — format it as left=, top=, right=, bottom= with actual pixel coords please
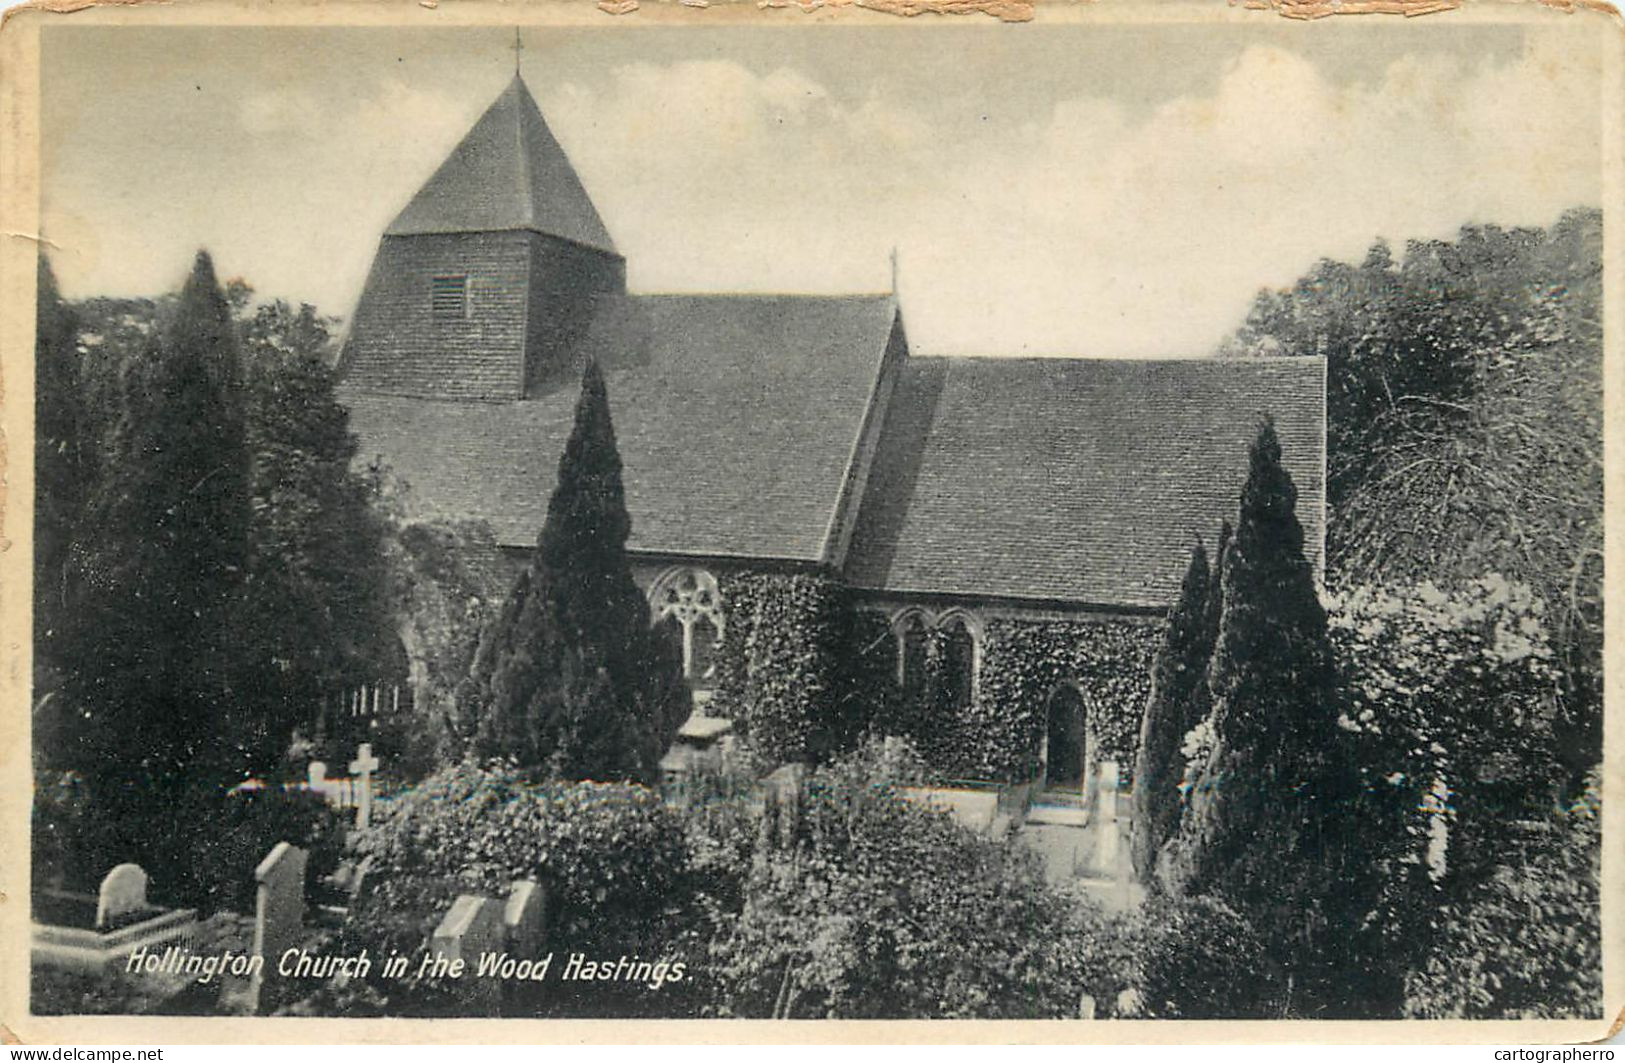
left=26, top=175, right=1604, bottom=1018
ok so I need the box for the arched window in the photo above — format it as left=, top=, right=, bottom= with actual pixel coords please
left=940, top=618, right=976, bottom=710
left=650, top=568, right=725, bottom=692
left=898, top=614, right=928, bottom=695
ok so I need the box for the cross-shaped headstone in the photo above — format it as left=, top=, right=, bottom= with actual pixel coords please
left=349, top=742, right=380, bottom=829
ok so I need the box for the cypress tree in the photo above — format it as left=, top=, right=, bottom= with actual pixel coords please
left=469, top=361, right=687, bottom=783
left=1131, top=540, right=1211, bottom=885
left=1162, top=421, right=1370, bottom=1016
left=70, top=250, right=252, bottom=808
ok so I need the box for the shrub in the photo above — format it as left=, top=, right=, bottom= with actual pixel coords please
left=1121, top=894, right=1285, bottom=1018
left=708, top=737, right=1115, bottom=1018
left=348, top=761, right=692, bottom=959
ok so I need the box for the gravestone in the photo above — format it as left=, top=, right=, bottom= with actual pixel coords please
left=96, top=863, right=148, bottom=929
left=503, top=880, right=546, bottom=958
left=253, top=842, right=307, bottom=969
left=348, top=743, right=380, bottom=828
left=307, top=761, right=328, bottom=799
left=431, top=894, right=502, bottom=1014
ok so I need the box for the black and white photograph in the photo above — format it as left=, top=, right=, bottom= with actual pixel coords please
left=3, top=1, right=1618, bottom=1039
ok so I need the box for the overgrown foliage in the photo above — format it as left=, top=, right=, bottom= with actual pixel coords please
left=463, top=363, right=687, bottom=784
left=1327, top=578, right=1590, bottom=1017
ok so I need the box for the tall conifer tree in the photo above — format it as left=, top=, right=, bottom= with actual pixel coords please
left=1131, top=540, right=1212, bottom=884
left=468, top=361, right=686, bottom=783
left=70, top=250, right=252, bottom=802
left=1162, top=421, right=1374, bottom=1016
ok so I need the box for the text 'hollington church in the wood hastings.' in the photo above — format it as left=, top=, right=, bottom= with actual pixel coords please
left=336, top=73, right=1327, bottom=792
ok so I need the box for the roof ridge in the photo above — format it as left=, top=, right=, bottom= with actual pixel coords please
left=512, top=77, right=535, bottom=231
left=912, top=353, right=1326, bottom=366
left=630, top=290, right=896, bottom=301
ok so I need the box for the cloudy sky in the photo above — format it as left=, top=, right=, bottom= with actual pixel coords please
left=41, top=18, right=1603, bottom=358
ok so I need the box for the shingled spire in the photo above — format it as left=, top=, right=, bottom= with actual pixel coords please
left=342, top=74, right=626, bottom=402
left=386, top=75, right=616, bottom=254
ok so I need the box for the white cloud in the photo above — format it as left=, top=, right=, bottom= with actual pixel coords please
left=45, top=31, right=1601, bottom=360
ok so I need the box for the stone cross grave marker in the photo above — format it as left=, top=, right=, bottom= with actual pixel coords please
left=348, top=743, right=380, bottom=829
left=432, top=894, right=503, bottom=1014
left=96, top=863, right=148, bottom=929
left=253, top=842, right=308, bottom=975
left=503, top=880, right=546, bottom=958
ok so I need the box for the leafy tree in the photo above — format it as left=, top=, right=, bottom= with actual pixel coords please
left=233, top=294, right=397, bottom=772
left=1160, top=422, right=1385, bottom=1017
left=1130, top=539, right=1213, bottom=884
left=66, top=250, right=253, bottom=808
left=1226, top=211, right=1603, bottom=778
left=466, top=361, right=686, bottom=783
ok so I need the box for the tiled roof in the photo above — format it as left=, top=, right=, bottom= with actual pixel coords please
left=385, top=75, right=617, bottom=254
left=342, top=293, right=899, bottom=562
left=843, top=356, right=1326, bottom=610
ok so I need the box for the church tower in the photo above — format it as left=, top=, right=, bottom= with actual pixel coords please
left=341, top=74, right=625, bottom=402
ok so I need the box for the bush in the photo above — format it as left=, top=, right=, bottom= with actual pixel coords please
left=346, top=763, right=693, bottom=989
left=187, top=788, right=348, bottom=914
left=1119, top=894, right=1285, bottom=1018
left=708, top=737, right=1115, bottom=1018
left=1402, top=771, right=1601, bottom=1019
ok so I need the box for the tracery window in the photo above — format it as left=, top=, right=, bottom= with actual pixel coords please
left=650, top=568, right=725, bottom=693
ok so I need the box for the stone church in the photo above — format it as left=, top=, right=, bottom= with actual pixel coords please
left=337, top=74, right=1326, bottom=791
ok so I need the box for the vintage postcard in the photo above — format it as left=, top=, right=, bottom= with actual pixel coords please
left=0, top=0, right=1620, bottom=1045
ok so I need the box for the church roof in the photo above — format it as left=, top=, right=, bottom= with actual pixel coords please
left=843, top=356, right=1327, bottom=610
left=384, top=75, right=617, bottom=254
left=342, top=293, right=899, bottom=562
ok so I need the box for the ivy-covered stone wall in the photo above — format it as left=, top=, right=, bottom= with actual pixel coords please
left=709, top=572, right=889, bottom=765
left=706, top=565, right=1160, bottom=786
left=966, top=617, right=1159, bottom=784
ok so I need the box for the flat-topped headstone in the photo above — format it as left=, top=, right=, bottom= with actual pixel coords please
left=253, top=841, right=307, bottom=967
left=96, top=863, right=148, bottom=929
left=503, top=880, right=546, bottom=958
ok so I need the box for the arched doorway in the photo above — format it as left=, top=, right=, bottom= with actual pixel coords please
left=1043, top=685, right=1087, bottom=792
